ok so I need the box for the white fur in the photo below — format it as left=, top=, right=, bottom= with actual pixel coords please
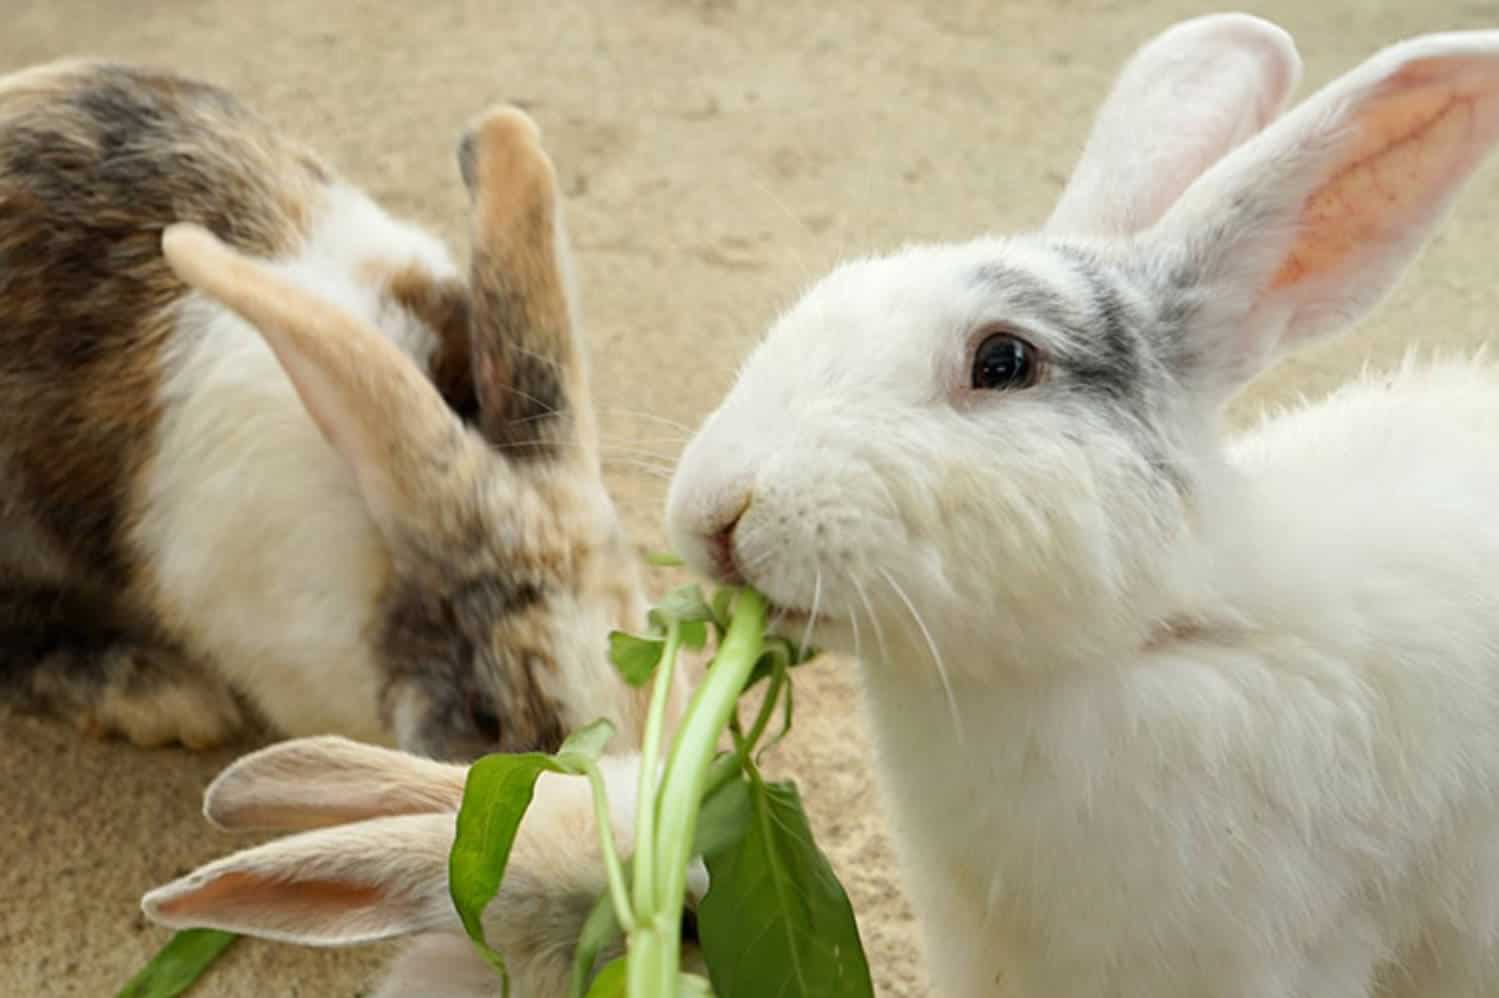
left=134, top=184, right=461, bottom=744
left=668, top=18, right=1499, bottom=998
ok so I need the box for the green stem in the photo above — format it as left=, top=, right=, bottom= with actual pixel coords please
left=739, top=665, right=786, bottom=757
left=632, top=622, right=683, bottom=918
left=650, top=590, right=768, bottom=943
left=701, top=663, right=785, bottom=805
left=701, top=752, right=742, bottom=802
left=627, top=922, right=675, bottom=998
left=570, top=756, right=635, bottom=932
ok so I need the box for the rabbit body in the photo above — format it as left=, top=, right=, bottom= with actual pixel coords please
left=864, top=362, right=1499, bottom=998
left=0, top=61, right=660, bottom=759
left=666, top=15, right=1499, bottom=998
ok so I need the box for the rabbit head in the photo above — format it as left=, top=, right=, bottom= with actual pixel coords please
left=160, top=107, right=663, bottom=759
left=666, top=15, right=1499, bottom=680
left=141, top=736, right=704, bottom=997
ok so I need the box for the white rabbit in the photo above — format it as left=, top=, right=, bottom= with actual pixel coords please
left=667, top=13, right=1499, bottom=998
left=142, top=736, right=706, bottom=997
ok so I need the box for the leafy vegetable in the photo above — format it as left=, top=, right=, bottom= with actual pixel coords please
left=585, top=958, right=629, bottom=997
left=453, top=578, right=872, bottom=998
left=609, top=632, right=667, bottom=687
left=117, top=928, right=237, bottom=998
left=450, top=719, right=630, bottom=997
left=699, top=778, right=872, bottom=998
left=450, top=752, right=571, bottom=988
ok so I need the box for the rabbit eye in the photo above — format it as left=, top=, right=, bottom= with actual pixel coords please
left=971, top=331, right=1041, bottom=391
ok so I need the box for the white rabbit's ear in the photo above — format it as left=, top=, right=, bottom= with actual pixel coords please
left=140, top=813, right=456, bottom=947
left=1046, top=13, right=1302, bottom=237
left=203, top=736, right=469, bottom=832
left=1150, top=31, right=1499, bottom=397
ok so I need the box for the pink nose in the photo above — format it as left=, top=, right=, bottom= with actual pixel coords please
left=707, top=511, right=746, bottom=585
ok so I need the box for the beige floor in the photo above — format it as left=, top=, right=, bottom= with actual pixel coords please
left=4, top=1, right=1499, bottom=995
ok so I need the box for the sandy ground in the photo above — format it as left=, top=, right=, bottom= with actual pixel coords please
left=4, top=1, right=1499, bottom=995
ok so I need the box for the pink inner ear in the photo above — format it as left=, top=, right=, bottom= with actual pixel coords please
left=1274, top=60, right=1499, bottom=289
left=154, top=871, right=386, bottom=920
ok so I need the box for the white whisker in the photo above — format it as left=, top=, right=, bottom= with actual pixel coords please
left=849, top=573, right=891, bottom=670
left=603, top=458, right=673, bottom=479
left=879, top=566, right=965, bottom=746
left=800, top=569, right=823, bottom=659
left=595, top=407, right=694, bottom=434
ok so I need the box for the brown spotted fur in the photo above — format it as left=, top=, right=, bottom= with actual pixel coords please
left=0, top=64, right=663, bottom=757
left=0, top=60, right=327, bottom=745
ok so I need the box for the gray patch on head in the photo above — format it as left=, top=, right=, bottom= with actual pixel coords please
left=975, top=243, right=1192, bottom=497
left=973, top=248, right=1149, bottom=407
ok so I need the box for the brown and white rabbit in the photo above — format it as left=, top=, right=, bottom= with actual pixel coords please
left=0, top=60, right=677, bottom=759
left=141, top=736, right=706, bottom=996
left=669, top=13, right=1499, bottom=998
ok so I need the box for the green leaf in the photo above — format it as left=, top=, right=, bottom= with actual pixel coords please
left=698, top=779, right=874, bottom=998
left=679, top=618, right=709, bottom=651
left=740, top=635, right=816, bottom=694
left=644, top=550, right=686, bottom=567
left=650, top=584, right=716, bottom=631
left=693, top=773, right=753, bottom=859
left=117, top=928, right=238, bottom=998
left=609, top=631, right=666, bottom=687
left=559, top=718, right=616, bottom=763
left=758, top=676, right=795, bottom=762
left=449, top=753, right=568, bottom=990
left=583, top=957, right=628, bottom=998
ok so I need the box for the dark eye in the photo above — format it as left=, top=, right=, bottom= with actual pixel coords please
left=971, top=331, right=1041, bottom=391
left=467, top=691, right=501, bottom=743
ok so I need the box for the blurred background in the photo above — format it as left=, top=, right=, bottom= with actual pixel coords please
left=3, top=1, right=1497, bottom=994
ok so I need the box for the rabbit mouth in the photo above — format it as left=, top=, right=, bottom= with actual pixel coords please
left=763, top=597, right=844, bottom=634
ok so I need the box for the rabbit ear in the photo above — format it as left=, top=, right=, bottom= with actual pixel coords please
left=1046, top=14, right=1302, bottom=237
left=203, top=736, right=469, bottom=832
left=140, top=813, right=457, bottom=947
left=458, top=106, right=599, bottom=466
left=161, top=225, right=482, bottom=544
left=1148, top=31, right=1499, bottom=397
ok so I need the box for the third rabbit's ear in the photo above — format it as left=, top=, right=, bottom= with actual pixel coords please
left=1146, top=30, right=1499, bottom=400
left=141, top=812, right=457, bottom=947
left=202, top=735, right=469, bottom=832
left=1046, top=13, right=1302, bottom=238
left=459, top=106, right=600, bottom=467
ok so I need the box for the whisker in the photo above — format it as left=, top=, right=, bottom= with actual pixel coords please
left=507, top=407, right=572, bottom=427
left=799, top=568, right=823, bottom=661
left=504, top=341, right=568, bottom=373
left=598, top=445, right=678, bottom=464
left=498, top=385, right=563, bottom=418
left=846, top=578, right=865, bottom=664
left=598, top=434, right=689, bottom=448
left=879, top=566, right=965, bottom=746
left=849, top=573, right=891, bottom=670
left=603, top=458, right=673, bottom=479
left=595, top=407, right=694, bottom=434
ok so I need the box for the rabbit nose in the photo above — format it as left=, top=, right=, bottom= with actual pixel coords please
left=707, top=503, right=748, bottom=585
